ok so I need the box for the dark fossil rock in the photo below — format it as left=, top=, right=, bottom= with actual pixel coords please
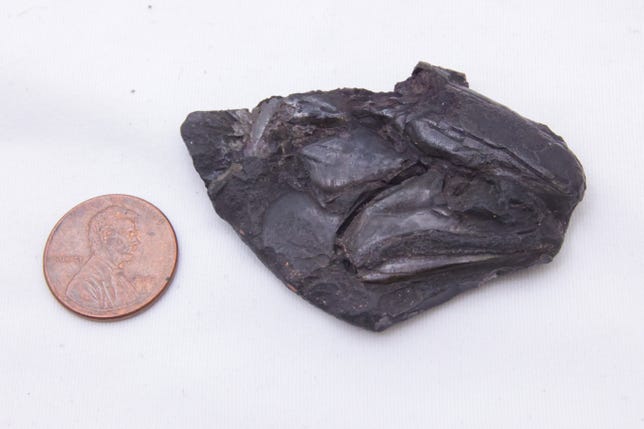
left=181, top=62, right=585, bottom=331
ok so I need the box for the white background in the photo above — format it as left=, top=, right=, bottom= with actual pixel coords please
left=1, top=1, right=643, bottom=427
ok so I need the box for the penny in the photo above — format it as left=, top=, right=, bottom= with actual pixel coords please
left=43, top=194, right=178, bottom=320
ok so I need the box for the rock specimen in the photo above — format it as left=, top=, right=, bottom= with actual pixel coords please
left=181, top=62, right=585, bottom=331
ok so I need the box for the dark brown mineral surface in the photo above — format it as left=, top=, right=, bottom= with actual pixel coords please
left=181, top=62, right=586, bottom=331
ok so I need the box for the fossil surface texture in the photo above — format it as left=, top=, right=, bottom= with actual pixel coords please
left=181, top=62, right=586, bottom=331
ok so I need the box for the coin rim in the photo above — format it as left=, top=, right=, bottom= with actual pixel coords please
left=43, top=194, right=178, bottom=321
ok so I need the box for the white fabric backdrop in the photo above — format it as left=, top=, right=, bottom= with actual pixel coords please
left=1, top=1, right=643, bottom=427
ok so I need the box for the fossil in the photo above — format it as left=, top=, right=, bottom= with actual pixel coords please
left=181, top=62, right=585, bottom=331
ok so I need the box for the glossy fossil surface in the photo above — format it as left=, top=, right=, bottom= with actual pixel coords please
left=181, top=62, right=585, bottom=331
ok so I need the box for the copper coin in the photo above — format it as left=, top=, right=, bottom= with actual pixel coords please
left=43, top=194, right=178, bottom=320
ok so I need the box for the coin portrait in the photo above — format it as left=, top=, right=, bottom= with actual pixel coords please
left=66, top=205, right=142, bottom=310
left=43, top=195, right=178, bottom=319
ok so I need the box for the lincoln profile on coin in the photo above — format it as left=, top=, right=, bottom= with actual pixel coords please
left=66, top=205, right=141, bottom=309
